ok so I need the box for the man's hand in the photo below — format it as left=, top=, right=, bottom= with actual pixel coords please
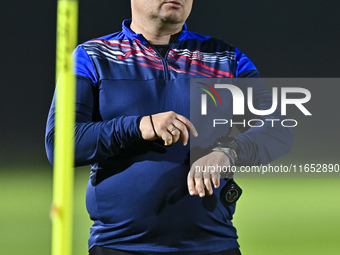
left=139, top=111, right=198, bottom=146
left=187, top=151, right=231, bottom=197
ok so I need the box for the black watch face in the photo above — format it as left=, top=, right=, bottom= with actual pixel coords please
left=226, top=189, right=239, bottom=202
left=215, top=135, right=239, bottom=155
left=220, top=141, right=234, bottom=147
left=216, top=138, right=235, bottom=148
left=220, top=135, right=234, bottom=144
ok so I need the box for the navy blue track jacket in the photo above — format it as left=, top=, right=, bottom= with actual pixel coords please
left=45, top=20, right=293, bottom=254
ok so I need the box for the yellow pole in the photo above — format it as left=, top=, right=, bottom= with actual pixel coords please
left=51, top=1, right=78, bottom=255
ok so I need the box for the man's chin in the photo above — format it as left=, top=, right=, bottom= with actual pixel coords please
left=160, top=13, right=184, bottom=24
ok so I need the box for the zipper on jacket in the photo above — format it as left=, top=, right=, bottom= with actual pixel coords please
left=140, top=33, right=181, bottom=80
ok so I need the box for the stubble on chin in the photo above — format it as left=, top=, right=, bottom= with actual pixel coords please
left=159, top=10, right=184, bottom=24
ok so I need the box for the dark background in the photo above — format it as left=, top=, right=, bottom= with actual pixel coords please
left=1, top=0, right=339, bottom=167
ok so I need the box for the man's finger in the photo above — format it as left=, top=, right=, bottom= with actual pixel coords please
left=175, top=114, right=198, bottom=138
left=168, top=126, right=181, bottom=143
left=203, top=173, right=213, bottom=195
left=195, top=177, right=205, bottom=197
left=187, top=173, right=196, bottom=196
left=212, top=178, right=220, bottom=189
left=172, top=119, right=189, bottom=146
left=161, top=132, right=173, bottom=146
left=211, top=167, right=220, bottom=188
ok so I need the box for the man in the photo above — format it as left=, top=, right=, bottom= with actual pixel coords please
left=46, top=0, right=293, bottom=254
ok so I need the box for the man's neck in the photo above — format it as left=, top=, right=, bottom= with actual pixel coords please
left=130, top=18, right=183, bottom=45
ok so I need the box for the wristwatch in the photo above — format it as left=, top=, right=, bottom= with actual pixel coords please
left=213, top=135, right=243, bottom=206
left=212, top=135, right=240, bottom=166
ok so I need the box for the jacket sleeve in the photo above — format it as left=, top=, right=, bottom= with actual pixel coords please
left=45, top=46, right=143, bottom=166
left=233, top=48, right=294, bottom=166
